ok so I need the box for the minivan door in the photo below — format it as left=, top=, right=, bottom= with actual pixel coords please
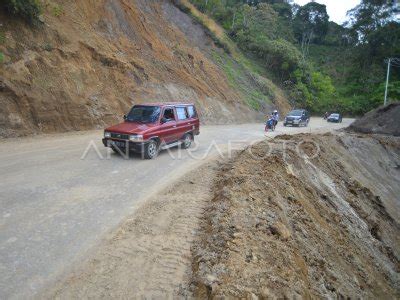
left=175, top=106, right=192, bottom=139
left=159, top=107, right=178, bottom=144
left=188, top=105, right=200, bottom=134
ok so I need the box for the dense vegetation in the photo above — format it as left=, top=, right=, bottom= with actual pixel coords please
left=189, top=0, right=399, bottom=115
left=0, top=0, right=42, bottom=23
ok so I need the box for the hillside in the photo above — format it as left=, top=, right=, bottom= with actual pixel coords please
left=187, top=0, right=400, bottom=115
left=0, top=0, right=289, bottom=137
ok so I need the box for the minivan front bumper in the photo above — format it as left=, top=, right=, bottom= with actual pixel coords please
left=102, top=138, right=149, bottom=153
left=285, top=118, right=301, bottom=124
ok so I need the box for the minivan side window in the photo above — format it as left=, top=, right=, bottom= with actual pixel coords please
left=187, top=106, right=197, bottom=118
left=163, top=108, right=175, bottom=121
left=176, top=107, right=188, bottom=120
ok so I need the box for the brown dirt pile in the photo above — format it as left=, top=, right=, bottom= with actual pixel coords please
left=192, top=133, right=400, bottom=298
left=0, top=0, right=285, bottom=137
left=348, top=102, right=400, bottom=136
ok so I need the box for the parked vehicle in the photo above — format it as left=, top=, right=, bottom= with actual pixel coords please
left=327, top=113, right=342, bottom=123
left=102, top=103, right=200, bottom=159
left=283, top=109, right=310, bottom=127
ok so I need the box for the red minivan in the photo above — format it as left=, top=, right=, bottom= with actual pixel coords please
left=102, top=103, right=200, bottom=159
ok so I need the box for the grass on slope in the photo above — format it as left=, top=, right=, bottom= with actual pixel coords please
left=211, top=50, right=276, bottom=110
left=173, top=0, right=285, bottom=111
left=173, top=0, right=237, bottom=56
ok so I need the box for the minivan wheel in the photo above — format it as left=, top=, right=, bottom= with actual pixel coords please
left=144, top=140, right=159, bottom=159
left=181, top=133, right=193, bottom=149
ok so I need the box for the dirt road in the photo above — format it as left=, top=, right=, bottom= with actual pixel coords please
left=0, top=119, right=352, bottom=298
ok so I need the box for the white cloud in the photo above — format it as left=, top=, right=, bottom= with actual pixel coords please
left=293, top=0, right=361, bottom=25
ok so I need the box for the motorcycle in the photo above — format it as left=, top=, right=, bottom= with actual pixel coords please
left=265, top=119, right=275, bottom=132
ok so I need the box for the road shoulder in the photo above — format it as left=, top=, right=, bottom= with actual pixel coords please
left=44, top=158, right=222, bottom=299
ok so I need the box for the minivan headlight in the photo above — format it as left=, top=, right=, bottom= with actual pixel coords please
left=129, top=134, right=143, bottom=142
left=104, top=131, right=111, bottom=138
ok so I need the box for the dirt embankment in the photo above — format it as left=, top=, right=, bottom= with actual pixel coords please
left=348, top=102, right=400, bottom=136
left=192, top=132, right=400, bottom=298
left=0, top=0, right=288, bottom=138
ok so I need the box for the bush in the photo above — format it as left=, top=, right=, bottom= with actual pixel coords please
left=43, top=43, right=53, bottom=51
left=241, top=35, right=302, bottom=77
left=1, top=0, right=42, bottom=23
left=0, top=52, right=4, bottom=63
left=0, top=32, right=5, bottom=44
left=172, top=0, right=191, bottom=14
left=52, top=4, right=63, bottom=17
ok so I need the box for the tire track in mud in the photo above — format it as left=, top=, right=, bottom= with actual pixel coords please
left=46, top=162, right=219, bottom=299
left=137, top=198, right=206, bottom=297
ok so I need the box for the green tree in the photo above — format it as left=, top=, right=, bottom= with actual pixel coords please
left=187, top=0, right=399, bottom=114
left=293, top=2, right=329, bottom=44
left=347, top=0, right=399, bottom=41
left=1, top=0, right=42, bottom=23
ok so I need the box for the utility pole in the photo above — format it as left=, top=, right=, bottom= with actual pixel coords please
left=384, top=58, right=391, bottom=106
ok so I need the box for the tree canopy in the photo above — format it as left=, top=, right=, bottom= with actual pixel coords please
left=0, top=0, right=42, bottom=23
left=189, top=0, right=400, bottom=114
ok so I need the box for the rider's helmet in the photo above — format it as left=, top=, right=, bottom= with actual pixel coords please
left=273, top=110, right=278, bottom=114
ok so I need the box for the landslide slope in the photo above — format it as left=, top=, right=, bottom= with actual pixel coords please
left=0, top=0, right=287, bottom=137
left=192, top=132, right=400, bottom=298
left=348, top=102, right=400, bottom=136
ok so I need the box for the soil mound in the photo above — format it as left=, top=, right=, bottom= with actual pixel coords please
left=192, top=133, right=400, bottom=298
left=348, top=102, right=400, bottom=136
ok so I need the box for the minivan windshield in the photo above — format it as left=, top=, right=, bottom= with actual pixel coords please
left=126, top=105, right=161, bottom=123
left=288, top=110, right=303, bottom=117
left=330, top=113, right=339, bottom=117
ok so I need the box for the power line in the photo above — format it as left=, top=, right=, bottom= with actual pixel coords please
left=389, top=59, right=400, bottom=67
left=390, top=60, right=400, bottom=66
left=385, top=58, right=400, bottom=65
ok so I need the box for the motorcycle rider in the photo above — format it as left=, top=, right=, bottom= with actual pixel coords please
left=265, top=114, right=275, bottom=132
left=272, top=110, right=279, bottom=130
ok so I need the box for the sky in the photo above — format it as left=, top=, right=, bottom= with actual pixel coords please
left=293, top=0, right=361, bottom=25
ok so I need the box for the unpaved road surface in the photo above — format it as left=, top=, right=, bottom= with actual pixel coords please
left=48, top=160, right=220, bottom=299
left=0, top=119, right=351, bottom=298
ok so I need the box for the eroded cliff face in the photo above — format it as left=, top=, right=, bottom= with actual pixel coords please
left=0, top=0, right=283, bottom=137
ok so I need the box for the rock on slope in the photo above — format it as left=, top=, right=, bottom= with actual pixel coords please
left=348, top=102, right=400, bottom=136
left=0, top=0, right=286, bottom=137
left=192, top=132, right=400, bottom=298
